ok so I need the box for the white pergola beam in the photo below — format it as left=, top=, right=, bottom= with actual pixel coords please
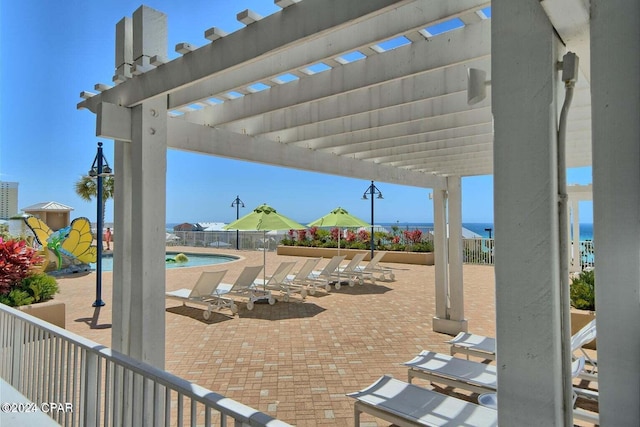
left=204, top=27, right=227, bottom=41
left=79, top=0, right=490, bottom=113
left=337, top=110, right=493, bottom=155
left=166, top=119, right=446, bottom=189
left=182, top=22, right=492, bottom=130
left=237, top=9, right=262, bottom=26
left=354, top=125, right=494, bottom=160
left=283, top=94, right=488, bottom=149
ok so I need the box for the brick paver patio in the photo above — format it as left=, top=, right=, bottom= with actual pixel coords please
left=54, top=247, right=594, bottom=426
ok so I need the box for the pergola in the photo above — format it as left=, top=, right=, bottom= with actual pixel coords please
left=78, top=0, right=639, bottom=425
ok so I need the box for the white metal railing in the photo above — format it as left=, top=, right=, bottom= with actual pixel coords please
left=463, top=238, right=495, bottom=265
left=170, top=231, right=284, bottom=251
left=578, top=240, right=595, bottom=270
left=462, top=238, right=595, bottom=270
left=0, top=304, right=291, bottom=427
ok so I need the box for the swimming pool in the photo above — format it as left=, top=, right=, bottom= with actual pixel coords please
left=92, top=252, right=238, bottom=272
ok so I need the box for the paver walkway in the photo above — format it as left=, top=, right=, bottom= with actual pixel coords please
left=54, top=247, right=594, bottom=426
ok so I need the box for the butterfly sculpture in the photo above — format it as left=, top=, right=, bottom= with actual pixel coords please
left=24, top=216, right=97, bottom=270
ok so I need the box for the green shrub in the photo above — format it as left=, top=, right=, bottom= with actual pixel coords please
left=410, top=241, right=434, bottom=252
left=570, top=269, right=595, bottom=311
left=346, top=241, right=368, bottom=250
left=1, top=289, right=35, bottom=307
left=21, top=273, right=59, bottom=303
left=320, top=240, right=338, bottom=248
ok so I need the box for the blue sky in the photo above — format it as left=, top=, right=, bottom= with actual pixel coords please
left=0, top=1, right=593, bottom=225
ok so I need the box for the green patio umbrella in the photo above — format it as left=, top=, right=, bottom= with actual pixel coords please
left=307, top=207, right=370, bottom=254
left=223, top=204, right=306, bottom=288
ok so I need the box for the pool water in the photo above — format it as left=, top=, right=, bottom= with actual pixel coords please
left=92, top=253, right=237, bottom=272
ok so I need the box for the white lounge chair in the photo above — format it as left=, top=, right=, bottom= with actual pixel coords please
left=448, top=319, right=597, bottom=368
left=333, top=253, right=367, bottom=287
left=254, top=261, right=301, bottom=302
left=165, top=270, right=229, bottom=319
left=307, top=255, right=346, bottom=294
left=283, top=257, right=321, bottom=290
left=447, top=332, right=496, bottom=361
left=214, top=265, right=268, bottom=311
left=404, top=352, right=597, bottom=424
left=347, top=375, right=498, bottom=426
left=354, top=251, right=395, bottom=283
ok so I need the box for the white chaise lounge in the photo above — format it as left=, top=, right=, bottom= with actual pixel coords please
left=447, top=319, right=597, bottom=370
left=347, top=375, right=497, bottom=426
left=165, top=270, right=229, bottom=319
left=404, top=352, right=598, bottom=424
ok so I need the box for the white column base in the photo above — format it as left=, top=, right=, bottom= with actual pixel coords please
left=432, top=317, right=468, bottom=335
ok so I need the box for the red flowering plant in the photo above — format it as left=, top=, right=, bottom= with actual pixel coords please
left=345, top=230, right=357, bottom=243
left=401, top=229, right=433, bottom=252
left=0, top=237, right=57, bottom=307
left=403, top=229, right=422, bottom=244
left=357, top=229, right=370, bottom=243
left=296, top=229, right=308, bottom=246
left=0, top=238, right=42, bottom=294
left=308, top=226, right=319, bottom=241
left=330, top=227, right=340, bottom=241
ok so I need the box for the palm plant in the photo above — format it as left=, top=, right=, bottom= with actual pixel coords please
left=75, top=176, right=115, bottom=229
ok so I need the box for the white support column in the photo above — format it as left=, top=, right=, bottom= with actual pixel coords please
left=112, top=139, right=132, bottom=354
left=570, top=198, right=580, bottom=272
left=432, top=177, right=467, bottom=335
left=446, top=176, right=466, bottom=328
left=128, top=98, right=167, bottom=368
left=591, top=1, right=640, bottom=424
left=432, top=189, right=448, bottom=322
left=493, top=0, right=570, bottom=424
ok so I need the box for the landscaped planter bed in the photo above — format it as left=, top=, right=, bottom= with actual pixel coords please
left=276, top=245, right=434, bottom=265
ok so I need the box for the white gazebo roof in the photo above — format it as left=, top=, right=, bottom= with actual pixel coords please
left=22, top=201, right=74, bottom=212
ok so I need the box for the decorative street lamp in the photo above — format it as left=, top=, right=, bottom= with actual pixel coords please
left=485, top=228, right=493, bottom=239
left=88, top=142, right=113, bottom=307
left=362, top=180, right=383, bottom=259
left=230, top=195, right=244, bottom=250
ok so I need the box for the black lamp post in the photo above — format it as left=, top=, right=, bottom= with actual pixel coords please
left=485, top=228, right=493, bottom=239
left=362, top=180, right=383, bottom=259
left=88, top=142, right=113, bottom=307
left=230, top=195, right=244, bottom=250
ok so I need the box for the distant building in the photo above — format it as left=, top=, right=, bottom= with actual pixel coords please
left=173, top=222, right=201, bottom=232
left=0, top=181, right=19, bottom=220
left=196, top=222, right=227, bottom=231
left=22, top=201, right=74, bottom=231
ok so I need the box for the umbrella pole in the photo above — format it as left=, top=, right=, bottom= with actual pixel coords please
left=263, top=230, right=267, bottom=289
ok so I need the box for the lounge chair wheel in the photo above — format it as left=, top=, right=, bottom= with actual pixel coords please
left=334, top=283, right=340, bottom=290
left=301, top=289, right=307, bottom=299
left=283, top=294, right=290, bottom=302
left=390, top=273, right=395, bottom=280
left=268, top=297, right=275, bottom=305
left=230, top=303, right=238, bottom=314
left=309, top=288, right=316, bottom=296
left=247, top=300, right=254, bottom=311
left=202, top=310, right=211, bottom=320
left=359, top=278, right=363, bottom=285
left=348, top=279, right=355, bottom=287
left=325, top=284, right=331, bottom=292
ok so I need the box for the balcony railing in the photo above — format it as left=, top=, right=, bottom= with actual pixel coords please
left=0, top=304, right=291, bottom=427
left=463, top=238, right=595, bottom=271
